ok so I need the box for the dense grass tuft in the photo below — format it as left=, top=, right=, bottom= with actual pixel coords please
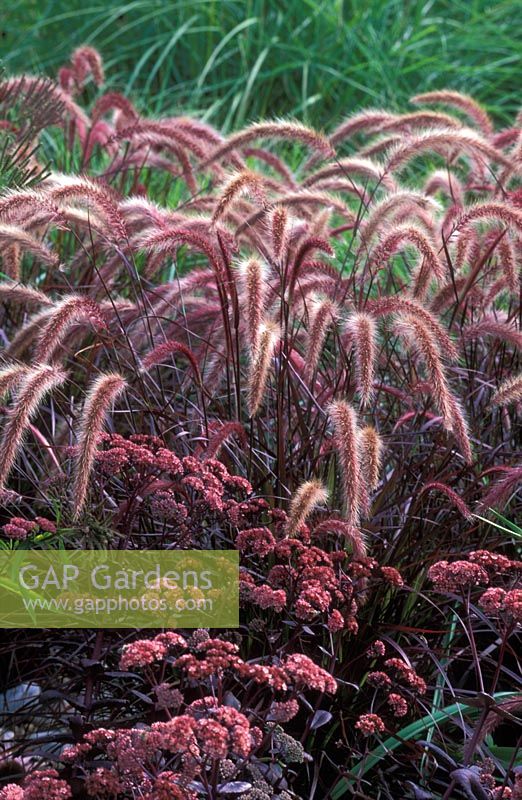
left=3, top=0, right=522, bottom=127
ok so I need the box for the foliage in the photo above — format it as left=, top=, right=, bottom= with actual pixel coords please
left=3, top=1, right=522, bottom=129
left=0, top=46, right=520, bottom=799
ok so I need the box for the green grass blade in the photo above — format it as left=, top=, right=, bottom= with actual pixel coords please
left=331, top=692, right=519, bottom=798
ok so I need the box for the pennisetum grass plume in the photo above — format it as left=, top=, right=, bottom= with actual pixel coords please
left=479, top=466, right=522, bottom=511
left=359, top=426, right=383, bottom=492
left=33, top=295, right=107, bottom=364
left=312, top=518, right=368, bottom=559
left=71, top=45, right=105, bottom=88
left=303, top=156, right=396, bottom=191
left=141, top=340, right=202, bottom=385
left=239, top=258, right=267, bottom=355
left=285, top=479, right=329, bottom=537
left=287, top=236, right=334, bottom=300
left=269, top=205, right=289, bottom=263
left=0, top=281, right=53, bottom=308
left=204, top=421, right=247, bottom=459
left=328, top=400, right=363, bottom=526
left=247, top=321, right=279, bottom=417
left=385, top=128, right=512, bottom=173
left=366, top=296, right=459, bottom=362
left=410, top=90, right=493, bottom=136
left=496, top=236, right=519, bottom=296
left=138, top=227, right=226, bottom=283
left=461, top=317, right=522, bottom=350
left=303, top=298, right=338, bottom=383
left=211, top=170, right=266, bottom=225
left=46, top=174, right=127, bottom=241
left=369, top=225, right=446, bottom=296
left=1, top=245, right=20, bottom=280
left=308, top=206, right=334, bottom=238
left=7, top=309, right=59, bottom=361
left=397, top=313, right=473, bottom=463
left=0, top=75, right=90, bottom=137
left=453, top=202, right=522, bottom=238
left=490, top=374, right=522, bottom=408
left=359, top=191, right=438, bottom=246
left=0, top=364, right=29, bottom=399
left=424, top=169, right=464, bottom=205
left=0, top=364, right=67, bottom=492
left=418, top=481, right=473, bottom=520
left=204, top=120, right=335, bottom=167
left=430, top=277, right=473, bottom=314
left=72, top=372, right=126, bottom=519
left=375, top=110, right=463, bottom=133
left=91, top=91, right=138, bottom=123
left=111, top=120, right=211, bottom=161
left=346, top=313, right=377, bottom=407
left=0, top=224, right=59, bottom=273
left=328, top=109, right=395, bottom=148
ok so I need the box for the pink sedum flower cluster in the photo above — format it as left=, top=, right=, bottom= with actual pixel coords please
left=60, top=633, right=336, bottom=797
left=480, top=587, right=522, bottom=624
left=1, top=515, right=56, bottom=541
left=355, top=713, right=386, bottom=736
left=240, top=538, right=404, bottom=632
left=120, top=632, right=187, bottom=670
left=428, top=560, right=489, bottom=592
left=0, top=770, right=71, bottom=800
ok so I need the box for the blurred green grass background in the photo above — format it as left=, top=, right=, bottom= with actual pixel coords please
left=2, top=0, right=521, bottom=129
